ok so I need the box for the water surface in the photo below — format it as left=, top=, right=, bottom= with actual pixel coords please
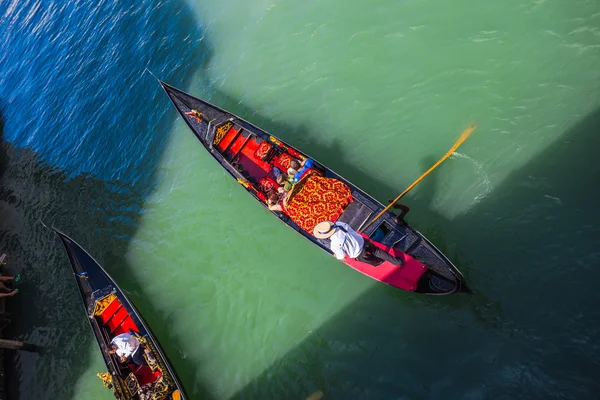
left=0, top=0, right=599, bottom=399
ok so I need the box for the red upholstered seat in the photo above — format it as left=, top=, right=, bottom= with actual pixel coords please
left=97, top=299, right=122, bottom=324
left=129, top=364, right=160, bottom=386
left=258, top=177, right=278, bottom=194
left=272, top=152, right=297, bottom=172
left=254, top=142, right=272, bottom=160
left=216, top=126, right=240, bottom=151
left=286, top=147, right=304, bottom=160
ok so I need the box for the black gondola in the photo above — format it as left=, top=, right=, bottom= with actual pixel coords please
left=158, top=80, right=470, bottom=295
left=54, top=229, right=186, bottom=399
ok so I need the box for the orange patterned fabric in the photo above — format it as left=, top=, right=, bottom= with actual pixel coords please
left=285, top=171, right=353, bottom=233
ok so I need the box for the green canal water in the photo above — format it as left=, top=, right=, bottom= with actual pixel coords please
left=2, top=0, right=600, bottom=398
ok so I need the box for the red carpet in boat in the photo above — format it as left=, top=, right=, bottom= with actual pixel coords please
left=234, top=138, right=272, bottom=180
left=343, top=235, right=428, bottom=291
left=285, top=170, right=353, bottom=233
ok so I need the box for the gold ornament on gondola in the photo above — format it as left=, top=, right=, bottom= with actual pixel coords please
left=92, top=293, right=117, bottom=317
left=213, top=121, right=233, bottom=145
left=237, top=178, right=251, bottom=188
left=97, top=372, right=113, bottom=389
left=269, top=135, right=283, bottom=146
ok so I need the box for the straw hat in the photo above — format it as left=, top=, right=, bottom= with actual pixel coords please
left=313, top=221, right=336, bottom=239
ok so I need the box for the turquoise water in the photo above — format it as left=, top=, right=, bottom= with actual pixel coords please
left=1, top=0, right=600, bottom=398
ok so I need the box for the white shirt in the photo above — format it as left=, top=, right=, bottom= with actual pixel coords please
left=111, top=333, right=140, bottom=358
left=329, top=222, right=364, bottom=260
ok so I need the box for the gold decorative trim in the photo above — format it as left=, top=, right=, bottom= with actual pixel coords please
left=237, top=178, right=250, bottom=188
left=125, top=373, right=140, bottom=397
left=148, top=376, right=172, bottom=400
left=97, top=371, right=133, bottom=400
left=213, top=121, right=233, bottom=145
left=137, top=336, right=177, bottom=399
left=92, top=293, right=117, bottom=317
left=97, top=335, right=178, bottom=399
left=97, top=371, right=113, bottom=388
left=269, top=135, right=283, bottom=146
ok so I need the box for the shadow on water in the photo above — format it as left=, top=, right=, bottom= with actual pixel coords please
left=204, top=90, right=600, bottom=398
left=0, top=0, right=217, bottom=399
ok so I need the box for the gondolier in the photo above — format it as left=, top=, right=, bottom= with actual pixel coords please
left=109, top=333, right=147, bottom=365
left=313, top=221, right=404, bottom=267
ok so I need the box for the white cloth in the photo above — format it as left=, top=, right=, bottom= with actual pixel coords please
left=111, top=333, right=140, bottom=358
left=329, top=222, right=364, bottom=260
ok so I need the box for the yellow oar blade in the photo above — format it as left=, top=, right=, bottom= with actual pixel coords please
left=449, top=123, right=476, bottom=153
left=399, top=123, right=476, bottom=197
left=359, top=124, right=476, bottom=233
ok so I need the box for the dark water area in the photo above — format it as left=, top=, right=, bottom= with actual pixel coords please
left=0, top=140, right=133, bottom=399
left=0, top=133, right=212, bottom=400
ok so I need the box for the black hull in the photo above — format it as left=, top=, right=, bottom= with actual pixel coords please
left=159, top=80, right=469, bottom=295
left=415, top=270, right=471, bottom=295
left=54, top=229, right=187, bottom=399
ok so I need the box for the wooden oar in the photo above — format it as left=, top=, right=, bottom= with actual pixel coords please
left=358, top=124, right=476, bottom=233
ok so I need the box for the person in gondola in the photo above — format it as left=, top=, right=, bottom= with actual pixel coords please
left=276, top=174, right=293, bottom=190
left=313, top=220, right=404, bottom=267
left=267, top=193, right=286, bottom=213
left=290, top=158, right=315, bottom=183
left=108, top=333, right=147, bottom=366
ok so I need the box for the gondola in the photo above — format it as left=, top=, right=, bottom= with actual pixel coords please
left=158, top=80, right=470, bottom=295
left=54, top=229, right=186, bottom=399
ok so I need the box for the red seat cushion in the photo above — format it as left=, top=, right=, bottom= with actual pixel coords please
left=272, top=153, right=297, bottom=172
left=258, top=177, right=278, bottom=194
left=254, top=142, right=272, bottom=160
